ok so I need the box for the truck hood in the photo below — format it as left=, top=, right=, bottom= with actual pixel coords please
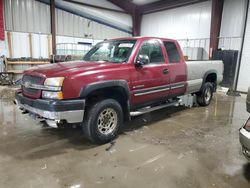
left=24, top=61, right=126, bottom=78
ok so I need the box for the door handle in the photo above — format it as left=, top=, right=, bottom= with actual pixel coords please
left=163, top=69, right=169, bottom=75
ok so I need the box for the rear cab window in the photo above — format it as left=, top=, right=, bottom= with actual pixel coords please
left=163, top=41, right=181, bottom=63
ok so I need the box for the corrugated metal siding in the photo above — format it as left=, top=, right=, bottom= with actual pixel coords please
left=6, top=31, right=50, bottom=58
left=4, top=0, right=131, bottom=39
left=220, top=0, right=247, bottom=38
left=56, top=9, right=130, bottom=39
left=5, top=31, right=107, bottom=58
left=218, top=0, right=247, bottom=50
left=0, top=41, right=6, bottom=71
left=141, top=1, right=212, bottom=39
left=55, top=0, right=132, bottom=33
left=4, top=0, right=51, bottom=33
left=1, top=33, right=9, bottom=56
left=237, top=2, right=250, bottom=92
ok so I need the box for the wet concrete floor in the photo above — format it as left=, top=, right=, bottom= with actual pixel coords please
left=0, top=91, right=250, bottom=188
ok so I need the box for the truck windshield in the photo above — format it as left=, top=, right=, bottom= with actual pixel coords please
left=83, top=40, right=136, bottom=63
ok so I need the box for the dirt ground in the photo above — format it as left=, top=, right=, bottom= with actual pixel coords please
left=0, top=89, right=249, bottom=188
left=0, top=86, right=19, bottom=102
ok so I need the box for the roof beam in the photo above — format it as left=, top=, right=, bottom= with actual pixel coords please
left=140, top=0, right=209, bottom=14
left=107, top=0, right=142, bottom=36
left=107, top=0, right=135, bottom=14
left=37, top=0, right=132, bottom=34
left=63, top=0, right=128, bottom=14
left=132, top=6, right=142, bottom=36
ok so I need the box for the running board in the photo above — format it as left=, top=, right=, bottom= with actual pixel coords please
left=130, top=100, right=180, bottom=116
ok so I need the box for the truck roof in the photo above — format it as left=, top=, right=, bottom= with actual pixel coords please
left=107, top=36, right=178, bottom=42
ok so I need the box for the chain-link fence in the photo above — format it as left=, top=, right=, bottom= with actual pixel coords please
left=56, top=43, right=93, bottom=56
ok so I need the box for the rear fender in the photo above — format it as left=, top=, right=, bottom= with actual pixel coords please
left=203, top=70, right=217, bottom=91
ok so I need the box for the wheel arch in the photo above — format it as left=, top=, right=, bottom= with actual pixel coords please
left=80, top=80, right=131, bottom=121
left=203, top=70, right=218, bottom=92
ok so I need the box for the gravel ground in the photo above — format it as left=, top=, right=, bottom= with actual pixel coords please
left=0, top=86, right=19, bottom=102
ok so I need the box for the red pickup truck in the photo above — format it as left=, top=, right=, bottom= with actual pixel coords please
left=15, top=37, right=223, bottom=144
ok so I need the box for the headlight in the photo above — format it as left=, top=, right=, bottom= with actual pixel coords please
left=244, top=118, right=250, bottom=132
left=42, top=91, right=63, bottom=99
left=42, top=77, right=64, bottom=99
left=44, top=77, right=64, bottom=87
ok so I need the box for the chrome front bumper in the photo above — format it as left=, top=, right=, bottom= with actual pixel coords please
left=15, top=92, right=85, bottom=124
left=239, top=127, right=250, bottom=160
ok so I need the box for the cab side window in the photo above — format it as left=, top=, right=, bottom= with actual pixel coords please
left=137, top=40, right=164, bottom=64
left=164, top=42, right=181, bottom=63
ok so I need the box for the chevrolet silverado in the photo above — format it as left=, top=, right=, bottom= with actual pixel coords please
left=15, top=37, right=223, bottom=144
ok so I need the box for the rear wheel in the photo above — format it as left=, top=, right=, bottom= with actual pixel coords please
left=196, top=82, right=214, bottom=106
left=82, top=99, right=123, bottom=144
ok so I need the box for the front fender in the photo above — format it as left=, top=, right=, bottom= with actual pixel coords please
left=79, top=80, right=130, bottom=100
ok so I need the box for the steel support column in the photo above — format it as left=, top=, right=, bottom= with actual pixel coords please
left=107, top=0, right=141, bottom=36
left=209, top=0, right=224, bottom=58
left=132, top=6, right=142, bottom=36
left=0, top=0, right=4, bottom=41
left=50, top=0, right=56, bottom=55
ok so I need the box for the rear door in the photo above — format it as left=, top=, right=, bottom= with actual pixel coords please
left=163, top=41, right=187, bottom=97
left=130, top=39, right=170, bottom=106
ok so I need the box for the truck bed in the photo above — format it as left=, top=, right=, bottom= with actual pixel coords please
left=185, top=60, right=223, bottom=94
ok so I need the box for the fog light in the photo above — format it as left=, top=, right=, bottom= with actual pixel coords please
left=243, top=148, right=250, bottom=159
left=42, top=91, right=63, bottom=99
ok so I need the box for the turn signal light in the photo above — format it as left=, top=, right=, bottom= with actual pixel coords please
left=42, top=91, right=63, bottom=100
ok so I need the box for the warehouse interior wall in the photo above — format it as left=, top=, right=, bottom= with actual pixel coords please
left=140, top=1, right=212, bottom=60
left=4, top=0, right=51, bottom=34
left=2, top=0, right=132, bottom=58
left=141, top=1, right=212, bottom=39
left=219, top=0, right=247, bottom=50
left=55, top=0, right=132, bottom=34
left=55, top=8, right=131, bottom=39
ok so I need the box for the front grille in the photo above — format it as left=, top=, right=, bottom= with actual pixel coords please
left=22, top=75, right=44, bottom=98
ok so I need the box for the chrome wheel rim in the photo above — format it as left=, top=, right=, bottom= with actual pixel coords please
left=205, top=88, right=211, bottom=103
left=97, top=108, right=118, bottom=135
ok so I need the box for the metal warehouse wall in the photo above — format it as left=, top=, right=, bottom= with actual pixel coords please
left=219, top=0, right=247, bottom=50
left=140, top=1, right=212, bottom=39
left=4, top=0, right=51, bottom=34
left=220, top=0, right=247, bottom=38
left=3, top=0, right=131, bottom=39
left=56, top=9, right=131, bottom=40
left=237, top=1, right=250, bottom=92
left=3, top=31, right=103, bottom=58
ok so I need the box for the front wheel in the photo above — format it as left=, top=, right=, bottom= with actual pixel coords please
left=82, top=99, right=123, bottom=144
left=196, top=82, right=214, bottom=106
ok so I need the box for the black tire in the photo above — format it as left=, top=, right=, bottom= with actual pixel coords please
left=196, top=82, right=214, bottom=106
left=82, top=99, right=123, bottom=144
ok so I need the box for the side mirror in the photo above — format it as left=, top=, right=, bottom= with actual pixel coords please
left=135, top=55, right=149, bottom=67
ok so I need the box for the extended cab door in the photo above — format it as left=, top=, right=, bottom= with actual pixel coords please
left=130, top=39, right=170, bottom=106
left=163, top=41, right=187, bottom=97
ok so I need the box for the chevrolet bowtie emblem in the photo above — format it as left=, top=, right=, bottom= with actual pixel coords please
left=24, top=81, right=31, bottom=88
